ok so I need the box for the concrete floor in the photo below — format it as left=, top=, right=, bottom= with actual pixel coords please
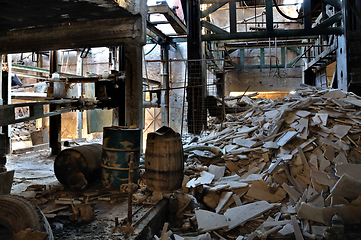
left=5, top=144, right=167, bottom=240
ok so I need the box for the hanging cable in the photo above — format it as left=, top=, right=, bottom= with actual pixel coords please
left=272, top=0, right=322, bottom=21
left=144, top=44, right=157, bottom=56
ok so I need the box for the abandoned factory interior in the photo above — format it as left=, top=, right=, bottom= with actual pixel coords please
left=1, top=0, right=361, bottom=239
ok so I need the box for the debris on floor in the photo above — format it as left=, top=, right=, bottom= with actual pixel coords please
left=9, top=85, right=361, bottom=239
left=175, top=86, right=361, bottom=239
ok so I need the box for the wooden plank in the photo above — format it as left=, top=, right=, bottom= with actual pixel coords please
left=282, top=183, right=302, bottom=202
left=291, top=137, right=317, bottom=155
left=195, top=209, right=228, bottom=233
left=336, top=163, right=361, bottom=180
left=224, top=201, right=274, bottom=231
left=291, top=215, right=304, bottom=240
left=215, top=192, right=233, bottom=213
left=276, top=131, right=298, bottom=147
left=332, top=124, right=351, bottom=139
left=246, top=180, right=286, bottom=202
left=334, top=151, right=348, bottom=164
left=331, top=174, right=361, bottom=199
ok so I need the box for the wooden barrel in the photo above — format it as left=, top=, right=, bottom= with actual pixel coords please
left=145, top=126, right=184, bottom=192
left=101, top=126, right=140, bottom=188
left=54, top=144, right=102, bottom=190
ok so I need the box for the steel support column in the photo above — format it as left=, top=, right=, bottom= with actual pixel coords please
left=49, top=51, right=62, bottom=155
left=303, top=0, right=312, bottom=30
left=3, top=55, right=11, bottom=154
left=161, top=43, right=170, bottom=126
left=338, top=0, right=361, bottom=94
left=118, top=46, right=126, bottom=127
left=125, top=45, right=143, bottom=130
left=187, top=0, right=206, bottom=134
left=265, top=0, right=273, bottom=31
left=229, top=2, right=237, bottom=33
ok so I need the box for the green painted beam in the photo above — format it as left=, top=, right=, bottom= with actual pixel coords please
left=314, top=12, right=342, bottom=30
left=201, top=20, right=228, bottom=34
left=281, top=47, right=285, bottom=67
left=12, top=64, right=49, bottom=73
left=260, top=48, right=265, bottom=68
left=202, top=27, right=343, bottom=41
left=201, top=2, right=227, bottom=18
left=287, top=47, right=301, bottom=54
left=240, top=49, right=244, bottom=68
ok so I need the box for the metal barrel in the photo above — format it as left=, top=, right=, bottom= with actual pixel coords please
left=54, top=144, right=102, bottom=189
left=145, top=126, right=184, bottom=192
left=101, top=127, right=141, bottom=188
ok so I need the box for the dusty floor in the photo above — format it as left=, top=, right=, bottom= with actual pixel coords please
left=5, top=143, right=158, bottom=240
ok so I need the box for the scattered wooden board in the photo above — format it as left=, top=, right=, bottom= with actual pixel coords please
left=195, top=209, right=228, bottom=233
left=224, top=201, right=274, bottom=231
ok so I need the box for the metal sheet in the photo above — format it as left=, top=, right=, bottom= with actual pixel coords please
left=87, top=109, right=113, bottom=133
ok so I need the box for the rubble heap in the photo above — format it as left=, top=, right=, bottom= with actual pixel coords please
left=173, top=86, right=361, bottom=239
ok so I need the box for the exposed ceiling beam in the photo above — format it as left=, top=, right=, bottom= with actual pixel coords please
left=201, top=2, right=227, bottom=18
left=224, top=41, right=316, bottom=49
left=202, top=21, right=228, bottom=34
left=202, top=27, right=343, bottom=42
left=147, top=22, right=169, bottom=42
left=148, top=4, right=187, bottom=35
left=0, top=17, right=143, bottom=54
left=146, top=22, right=178, bottom=49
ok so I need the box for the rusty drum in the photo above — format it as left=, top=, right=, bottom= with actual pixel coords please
left=54, top=144, right=102, bottom=190
left=101, top=126, right=141, bottom=188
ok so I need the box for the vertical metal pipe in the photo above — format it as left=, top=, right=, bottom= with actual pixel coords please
left=50, top=51, right=62, bottom=155
left=127, top=153, right=134, bottom=225
left=118, top=46, right=126, bottom=127
left=269, top=38, right=272, bottom=70
left=76, top=51, right=83, bottom=139
left=275, top=37, right=278, bottom=67
left=5, top=55, right=11, bottom=154
left=161, top=44, right=170, bottom=126
left=266, top=0, right=273, bottom=32
left=229, top=2, right=237, bottom=33
left=303, top=0, right=312, bottom=30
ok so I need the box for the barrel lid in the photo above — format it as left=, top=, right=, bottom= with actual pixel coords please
left=154, top=126, right=175, bottom=136
left=104, top=126, right=140, bottom=131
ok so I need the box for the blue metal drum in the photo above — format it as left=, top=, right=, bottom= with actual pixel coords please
left=101, top=126, right=141, bottom=188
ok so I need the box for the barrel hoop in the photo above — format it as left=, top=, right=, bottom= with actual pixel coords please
left=102, top=147, right=140, bottom=152
left=146, top=169, right=183, bottom=174
left=147, top=138, right=181, bottom=143
left=101, top=163, right=139, bottom=171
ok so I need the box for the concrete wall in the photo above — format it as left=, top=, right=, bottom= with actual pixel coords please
left=211, top=5, right=304, bottom=95
left=225, top=68, right=303, bottom=95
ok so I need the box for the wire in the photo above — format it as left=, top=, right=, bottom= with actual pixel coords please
left=272, top=0, right=322, bottom=21
left=144, top=44, right=157, bottom=56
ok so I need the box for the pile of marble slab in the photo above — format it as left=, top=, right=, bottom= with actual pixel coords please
left=180, top=86, right=361, bottom=239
